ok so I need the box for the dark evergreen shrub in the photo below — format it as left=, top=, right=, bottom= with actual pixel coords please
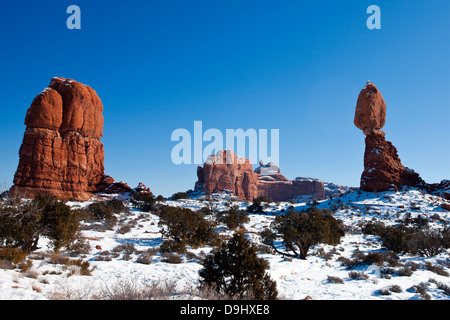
left=0, top=195, right=79, bottom=252
left=130, top=192, right=156, bottom=212
left=199, top=231, right=278, bottom=300
left=156, top=195, right=166, bottom=202
left=247, top=196, right=272, bottom=214
left=261, top=207, right=344, bottom=259
left=170, top=192, right=190, bottom=200
left=157, top=205, right=219, bottom=250
left=361, top=220, right=450, bottom=257
left=217, top=205, right=249, bottom=229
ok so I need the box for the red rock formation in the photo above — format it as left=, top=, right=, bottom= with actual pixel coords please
left=195, top=150, right=325, bottom=202
left=195, top=150, right=260, bottom=201
left=95, top=175, right=132, bottom=195
left=133, top=182, right=152, bottom=194
left=355, top=82, right=425, bottom=192
left=257, top=176, right=325, bottom=202
left=354, top=82, right=386, bottom=134
left=10, top=77, right=115, bottom=201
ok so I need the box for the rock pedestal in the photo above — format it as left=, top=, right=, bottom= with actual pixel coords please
left=355, top=82, right=425, bottom=192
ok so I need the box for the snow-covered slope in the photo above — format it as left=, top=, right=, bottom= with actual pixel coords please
left=1, top=188, right=449, bottom=300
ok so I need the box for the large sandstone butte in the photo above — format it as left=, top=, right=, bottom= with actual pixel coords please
left=195, top=150, right=260, bottom=201
left=195, top=150, right=325, bottom=202
left=355, top=81, right=425, bottom=192
left=10, top=77, right=125, bottom=201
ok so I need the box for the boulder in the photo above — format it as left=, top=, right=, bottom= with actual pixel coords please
left=354, top=81, right=386, bottom=134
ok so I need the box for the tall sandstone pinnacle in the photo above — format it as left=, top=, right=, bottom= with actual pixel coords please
left=10, top=77, right=112, bottom=201
left=355, top=81, right=425, bottom=192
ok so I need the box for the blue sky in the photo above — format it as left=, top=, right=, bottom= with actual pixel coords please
left=1, top=0, right=449, bottom=197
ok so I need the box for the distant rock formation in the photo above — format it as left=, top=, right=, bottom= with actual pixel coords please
left=254, top=161, right=281, bottom=176
left=355, top=81, right=425, bottom=192
left=10, top=77, right=124, bottom=201
left=428, top=180, right=450, bottom=200
left=195, top=150, right=326, bottom=202
left=256, top=169, right=325, bottom=202
left=323, top=182, right=356, bottom=199
left=195, top=150, right=260, bottom=201
left=95, top=175, right=132, bottom=195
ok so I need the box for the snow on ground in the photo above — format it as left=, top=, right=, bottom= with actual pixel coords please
left=1, top=188, right=449, bottom=300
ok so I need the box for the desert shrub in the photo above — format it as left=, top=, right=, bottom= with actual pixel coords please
left=361, top=221, right=450, bottom=257
left=257, top=244, right=273, bottom=254
left=327, top=275, right=344, bottom=284
left=430, top=278, right=450, bottom=296
left=0, top=247, right=28, bottom=265
left=185, top=251, right=201, bottom=261
left=161, top=252, right=183, bottom=264
left=156, top=195, right=166, bottom=202
left=95, top=251, right=112, bottom=261
left=217, top=206, right=249, bottom=230
left=199, top=231, right=278, bottom=300
left=337, top=249, right=399, bottom=269
left=159, top=240, right=187, bottom=254
left=424, top=262, right=449, bottom=277
left=67, top=258, right=94, bottom=276
left=397, top=266, right=414, bottom=277
left=95, top=277, right=181, bottom=300
left=409, top=283, right=430, bottom=300
left=105, top=199, right=129, bottom=214
left=408, top=229, right=449, bottom=257
left=67, top=235, right=92, bottom=256
left=157, top=205, right=219, bottom=251
left=36, top=196, right=80, bottom=251
left=130, top=192, right=156, bottom=212
left=171, top=192, right=190, bottom=200
left=136, top=253, right=153, bottom=265
left=117, top=224, right=131, bottom=234
left=86, top=200, right=124, bottom=226
left=337, top=256, right=362, bottom=269
left=112, top=243, right=137, bottom=256
left=198, top=198, right=221, bottom=216
left=348, top=271, right=369, bottom=280
left=360, top=220, right=386, bottom=235
left=376, top=288, right=391, bottom=296
left=388, top=284, right=403, bottom=293
left=48, top=252, right=93, bottom=276
left=261, top=207, right=344, bottom=259
left=247, top=196, right=272, bottom=214
left=0, top=195, right=79, bottom=252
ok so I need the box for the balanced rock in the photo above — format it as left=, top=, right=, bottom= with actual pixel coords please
left=355, top=82, right=425, bottom=192
left=354, top=81, right=386, bottom=134
left=10, top=77, right=113, bottom=201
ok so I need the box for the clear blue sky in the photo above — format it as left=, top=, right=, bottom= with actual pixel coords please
left=1, top=0, right=449, bottom=197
